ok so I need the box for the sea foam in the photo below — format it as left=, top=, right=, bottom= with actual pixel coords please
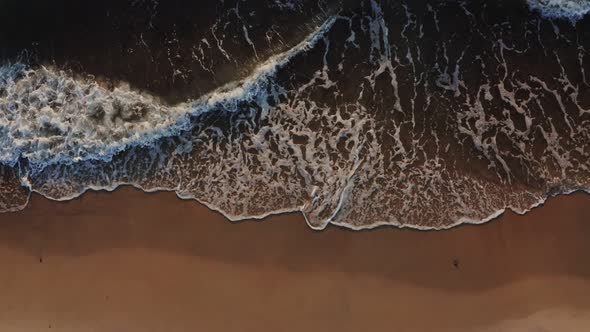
left=1, top=0, right=589, bottom=231
left=0, top=64, right=188, bottom=170
left=527, top=0, right=590, bottom=22
left=0, top=16, right=336, bottom=174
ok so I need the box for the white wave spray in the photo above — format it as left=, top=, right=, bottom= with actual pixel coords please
left=527, top=0, right=590, bottom=22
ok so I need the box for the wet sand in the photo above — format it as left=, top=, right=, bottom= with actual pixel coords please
left=0, top=188, right=589, bottom=331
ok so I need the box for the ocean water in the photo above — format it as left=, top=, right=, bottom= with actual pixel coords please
left=0, top=0, right=589, bottom=229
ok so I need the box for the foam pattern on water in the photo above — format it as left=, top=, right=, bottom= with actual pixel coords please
left=1, top=0, right=589, bottom=229
left=0, top=64, right=188, bottom=169
left=527, top=0, right=590, bottom=22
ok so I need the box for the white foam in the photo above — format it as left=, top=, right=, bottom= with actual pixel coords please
left=0, top=64, right=188, bottom=171
left=0, top=16, right=337, bottom=174
left=527, top=0, right=590, bottom=22
left=1, top=1, right=589, bottom=232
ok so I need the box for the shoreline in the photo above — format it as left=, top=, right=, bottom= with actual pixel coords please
left=0, top=187, right=589, bottom=330
left=8, top=183, right=590, bottom=231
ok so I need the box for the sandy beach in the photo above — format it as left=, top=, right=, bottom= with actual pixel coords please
left=0, top=188, right=587, bottom=331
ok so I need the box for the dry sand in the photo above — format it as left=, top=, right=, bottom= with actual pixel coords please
left=0, top=187, right=589, bottom=331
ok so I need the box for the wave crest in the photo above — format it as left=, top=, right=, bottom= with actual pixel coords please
left=0, top=64, right=187, bottom=170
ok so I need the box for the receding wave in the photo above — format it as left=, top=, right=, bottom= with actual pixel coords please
left=1, top=0, right=589, bottom=229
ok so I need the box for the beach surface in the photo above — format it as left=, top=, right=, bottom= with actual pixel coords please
left=0, top=188, right=589, bottom=331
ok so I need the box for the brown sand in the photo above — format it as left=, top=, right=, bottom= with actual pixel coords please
left=0, top=188, right=589, bottom=331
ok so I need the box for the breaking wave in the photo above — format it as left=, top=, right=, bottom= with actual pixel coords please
left=0, top=16, right=335, bottom=172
